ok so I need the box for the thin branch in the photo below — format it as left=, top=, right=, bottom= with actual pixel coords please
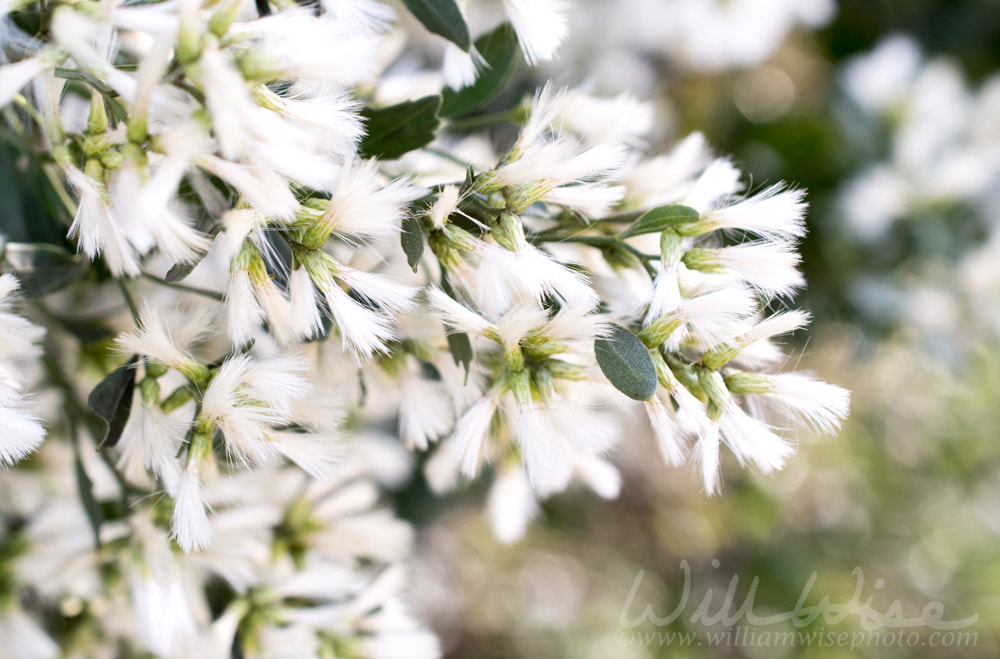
left=141, top=272, right=225, bottom=301
left=116, top=279, right=141, bottom=323
left=532, top=233, right=659, bottom=277
left=421, top=146, right=474, bottom=169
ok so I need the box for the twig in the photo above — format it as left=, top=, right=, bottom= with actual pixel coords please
left=140, top=271, right=225, bottom=301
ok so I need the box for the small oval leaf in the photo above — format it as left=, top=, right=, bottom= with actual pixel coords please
left=89, top=355, right=139, bottom=449
left=165, top=253, right=206, bottom=283
left=594, top=324, right=657, bottom=401
left=401, top=214, right=425, bottom=272
left=401, top=0, right=471, bottom=51
left=446, top=331, right=473, bottom=384
left=621, top=204, right=700, bottom=238
left=360, top=96, right=442, bottom=160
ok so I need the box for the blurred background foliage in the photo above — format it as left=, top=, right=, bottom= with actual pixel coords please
left=399, top=1, right=1000, bottom=656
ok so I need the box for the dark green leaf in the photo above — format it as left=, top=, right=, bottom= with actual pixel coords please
left=1, top=144, right=45, bottom=243
left=419, top=359, right=442, bottom=381
left=621, top=204, right=700, bottom=237
left=0, top=138, right=83, bottom=242
left=401, top=0, right=470, bottom=51
left=401, top=214, right=425, bottom=272
left=440, top=23, right=520, bottom=118
left=55, top=67, right=116, bottom=96
left=447, top=331, right=473, bottom=384
left=165, top=254, right=206, bottom=283
left=3, top=242, right=89, bottom=297
left=54, top=68, right=128, bottom=123
left=88, top=355, right=139, bottom=450
left=360, top=96, right=442, bottom=160
left=594, top=324, right=657, bottom=401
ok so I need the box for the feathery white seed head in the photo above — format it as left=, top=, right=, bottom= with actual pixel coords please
left=645, top=396, right=687, bottom=466
left=707, top=184, right=808, bottom=239
left=761, top=372, right=851, bottom=434
left=488, top=463, right=540, bottom=544
left=450, top=396, right=497, bottom=478
left=501, top=0, right=569, bottom=65
left=171, top=462, right=212, bottom=553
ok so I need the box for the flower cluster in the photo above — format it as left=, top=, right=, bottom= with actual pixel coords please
left=839, top=35, right=1000, bottom=244
left=0, top=439, right=434, bottom=658
left=0, top=0, right=848, bottom=654
left=543, top=0, right=834, bottom=92
left=835, top=35, right=1000, bottom=345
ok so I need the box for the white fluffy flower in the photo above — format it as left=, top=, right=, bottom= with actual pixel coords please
left=117, top=396, right=189, bottom=485
left=319, top=280, right=397, bottom=362
left=117, top=303, right=215, bottom=379
left=65, top=165, right=144, bottom=277
left=683, top=241, right=804, bottom=298
left=232, top=10, right=380, bottom=85
left=0, top=275, right=45, bottom=465
left=702, top=184, right=808, bottom=240
left=0, top=47, right=63, bottom=108
left=450, top=395, right=498, bottom=477
left=501, top=0, right=569, bottom=65
left=645, top=395, right=687, bottom=466
left=316, top=157, right=419, bottom=244
left=398, top=364, right=454, bottom=450
left=487, top=463, right=540, bottom=544
left=171, top=460, right=213, bottom=553
left=200, top=355, right=310, bottom=467
left=749, top=372, right=851, bottom=434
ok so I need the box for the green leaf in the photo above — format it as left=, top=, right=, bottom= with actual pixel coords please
left=360, top=96, right=442, bottom=160
left=55, top=67, right=116, bottom=96
left=0, top=139, right=80, bottom=244
left=89, top=355, right=139, bottom=450
left=401, top=214, right=425, bottom=272
left=446, top=331, right=473, bottom=384
left=621, top=204, right=700, bottom=237
left=594, top=325, right=657, bottom=401
left=401, top=0, right=470, bottom=51
left=165, top=254, right=206, bottom=283
left=440, top=23, right=520, bottom=118
left=2, top=242, right=89, bottom=297
left=419, top=359, right=443, bottom=381
left=54, top=68, right=129, bottom=123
